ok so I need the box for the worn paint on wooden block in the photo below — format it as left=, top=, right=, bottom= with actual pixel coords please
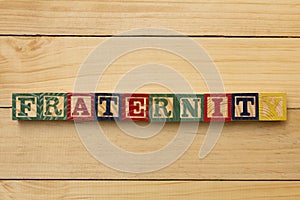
left=122, top=94, right=149, bottom=121
left=40, top=93, right=67, bottom=120
left=204, top=94, right=232, bottom=122
left=12, top=93, right=41, bottom=120
left=68, top=93, right=95, bottom=120
left=177, top=94, right=204, bottom=122
left=259, top=93, right=287, bottom=121
left=232, top=93, right=259, bottom=121
left=95, top=93, right=121, bottom=121
left=150, top=94, right=178, bottom=122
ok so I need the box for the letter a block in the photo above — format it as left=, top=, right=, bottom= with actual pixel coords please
left=150, top=94, right=178, bottom=122
left=204, top=94, right=232, bottom=122
left=232, top=93, right=259, bottom=121
left=95, top=93, right=121, bottom=121
left=259, top=93, right=287, bottom=121
left=41, top=93, right=67, bottom=120
left=12, top=93, right=41, bottom=120
left=68, top=93, right=95, bottom=120
left=177, top=94, right=203, bottom=122
left=122, top=94, right=149, bottom=121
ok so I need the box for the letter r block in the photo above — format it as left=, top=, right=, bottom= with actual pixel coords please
left=150, top=94, right=178, bottom=122
left=204, top=94, right=232, bottom=122
left=259, top=93, right=287, bottom=121
left=68, top=93, right=95, bottom=120
left=122, top=94, right=149, bottom=121
left=232, top=93, right=259, bottom=121
left=95, top=93, right=121, bottom=121
left=12, top=93, right=41, bottom=120
left=40, top=93, right=67, bottom=120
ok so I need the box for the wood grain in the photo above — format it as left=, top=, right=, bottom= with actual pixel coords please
left=1, top=181, right=300, bottom=200
left=0, top=37, right=299, bottom=108
left=0, top=1, right=299, bottom=36
left=0, top=107, right=299, bottom=179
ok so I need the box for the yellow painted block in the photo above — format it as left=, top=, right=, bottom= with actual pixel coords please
left=259, top=93, right=287, bottom=121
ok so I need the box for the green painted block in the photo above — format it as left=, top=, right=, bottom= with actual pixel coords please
left=40, top=93, right=67, bottom=120
left=176, top=94, right=204, bottom=122
left=149, top=94, right=179, bottom=122
left=12, top=93, right=42, bottom=120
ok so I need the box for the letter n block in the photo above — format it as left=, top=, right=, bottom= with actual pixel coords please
left=41, top=93, right=67, bottom=120
left=68, top=93, right=95, bottom=120
left=122, top=94, right=149, bottom=121
left=232, top=93, right=259, bottom=121
left=150, top=94, right=178, bottom=122
left=259, top=93, right=287, bottom=121
left=12, top=93, right=41, bottom=120
left=204, top=94, right=232, bottom=122
left=95, top=93, right=121, bottom=121
left=177, top=94, right=203, bottom=122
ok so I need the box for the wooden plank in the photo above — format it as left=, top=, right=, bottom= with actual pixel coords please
left=0, top=180, right=300, bottom=199
left=0, top=1, right=299, bottom=36
left=0, top=37, right=299, bottom=108
left=0, top=107, right=299, bottom=179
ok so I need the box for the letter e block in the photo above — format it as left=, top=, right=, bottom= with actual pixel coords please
left=68, top=93, right=95, bottom=120
left=232, top=93, right=258, bottom=121
left=204, top=94, right=231, bottom=122
left=122, top=94, right=149, bottom=121
left=259, top=93, right=287, bottom=121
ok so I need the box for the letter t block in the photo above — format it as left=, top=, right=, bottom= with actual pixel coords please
left=232, top=93, right=259, bottom=121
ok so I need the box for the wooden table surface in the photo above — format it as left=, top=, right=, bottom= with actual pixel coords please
left=0, top=1, right=300, bottom=199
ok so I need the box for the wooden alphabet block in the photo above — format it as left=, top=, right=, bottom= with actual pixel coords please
left=12, top=93, right=41, bottom=120
left=122, top=94, right=149, bottom=121
left=95, top=93, right=121, bottom=121
left=149, top=94, right=178, bottom=122
left=232, top=93, right=259, bottom=121
left=204, top=94, right=232, bottom=122
left=40, top=93, right=67, bottom=120
left=68, top=93, right=95, bottom=120
left=177, top=94, right=203, bottom=122
left=259, top=93, right=287, bottom=121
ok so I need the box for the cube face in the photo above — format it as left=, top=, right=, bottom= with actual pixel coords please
left=68, top=93, right=95, bottom=120
left=95, top=93, right=121, bottom=121
left=150, top=94, right=178, bottom=122
left=177, top=94, right=204, bottom=122
left=12, top=93, right=41, bottom=120
left=232, top=93, right=259, bottom=121
left=204, top=94, right=232, bottom=122
left=122, top=94, right=149, bottom=121
left=259, top=93, right=287, bottom=121
left=40, top=93, right=67, bottom=120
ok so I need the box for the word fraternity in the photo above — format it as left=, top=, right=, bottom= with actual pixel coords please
left=12, top=93, right=287, bottom=121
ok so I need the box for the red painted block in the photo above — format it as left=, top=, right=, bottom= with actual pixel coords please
left=122, top=94, right=149, bottom=121
left=204, top=94, right=232, bottom=122
left=68, top=93, right=95, bottom=120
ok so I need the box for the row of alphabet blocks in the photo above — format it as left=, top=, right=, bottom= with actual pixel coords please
left=12, top=93, right=287, bottom=121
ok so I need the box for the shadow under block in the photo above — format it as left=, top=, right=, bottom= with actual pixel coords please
left=259, top=93, right=287, bottom=121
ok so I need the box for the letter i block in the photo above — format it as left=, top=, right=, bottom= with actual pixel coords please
left=259, top=93, right=287, bottom=121
left=150, top=94, right=178, bottom=122
left=68, top=93, right=95, bottom=120
left=232, top=93, right=259, bottom=121
left=95, top=93, right=121, bottom=121
left=204, top=94, right=232, bottom=122
left=122, top=94, right=149, bottom=121
left=12, top=93, right=41, bottom=120
left=41, top=93, right=67, bottom=120
left=177, top=94, right=204, bottom=122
